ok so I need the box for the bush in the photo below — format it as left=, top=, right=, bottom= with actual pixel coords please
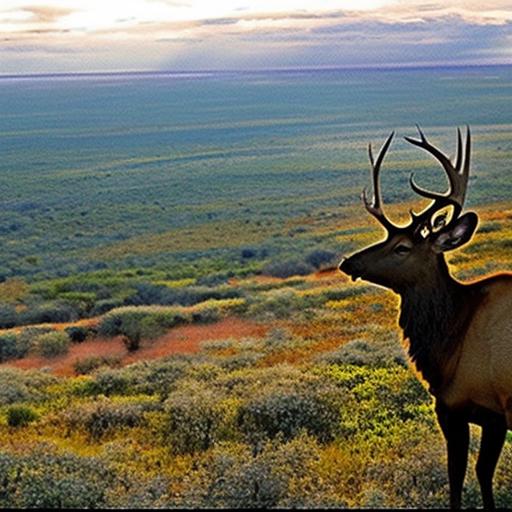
left=237, top=386, right=342, bottom=445
left=73, top=355, right=121, bottom=375
left=241, top=247, right=257, bottom=259
left=0, top=368, right=57, bottom=405
left=0, top=333, right=19, bottom=361
left=14, top=327, right=54, bottom=358
left=162, top=380, right=239, bottom=454
left=6, top=404, right=39, bottom=427
left=65, top=326, right=89, bottom=343
left=17, top=301, right=79, bottom=325
left=126, top=283, right=242, bottom=307
left=119, top=315, right=167, bottom=352
left=90, top=368, right=133, bottom=396
left=262, top=260, right=314, bottom=279
left=35, top=331, right=70, bottom=358
left=90, top=298, right=124, bottom=316
left=119, top=357, right=193, bottom=398
left=320, top=364, right=432, bottom=436
left=191, top=305, right=221, bottom=324
left=62, top=397, right=157, bottom=439
left=318, top=338, right=406, bottom=368
left=305, top=249, right=337, bottom=269
left=0, top=449, right=117, bottom=508
left=0, top=304, right=16, bottom=328
left=176, top=435, right=343, bottom=508
left=246, top=289, right=301, bottom=319
left=192, top=298, right=247, bottom=323
left=98, top=306, right=191, bottom=339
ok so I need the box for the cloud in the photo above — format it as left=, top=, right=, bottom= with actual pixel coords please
left=24, top=5, right=74, bottom=22
left=199, top=17, right=239, bottom=25
left=162, top=17, right=511, bottom=70
left=0, top=1, right=511, bottom=74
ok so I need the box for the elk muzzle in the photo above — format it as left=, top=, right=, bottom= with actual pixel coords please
left=339, top=255, right=364, bottom=281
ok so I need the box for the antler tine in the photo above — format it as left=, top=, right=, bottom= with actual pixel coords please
left=404, top=126, right=470, bottom=212
left=454, top=127, right=463, bottom=172
left=462, top=125, right=471, bottom=177
left=368, top=142, right=375, bottom=168
left=362, top=131, right=397, bottom=233
left=404, top=125, right=456, bottom=185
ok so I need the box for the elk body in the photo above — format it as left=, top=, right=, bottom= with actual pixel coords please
left=339, top=127, right=512, bottom=509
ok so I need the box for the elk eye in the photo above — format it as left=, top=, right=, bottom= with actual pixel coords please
left=394, top=244, right=411, bottom=256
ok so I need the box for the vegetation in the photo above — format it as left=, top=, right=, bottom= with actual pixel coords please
left=0, top=202, right=510, bottom=507
left=0, top=67, right=511, bottom=508
left=35, top=331, right=70, bottom=358
left=0, top=198, right=510, bottom=509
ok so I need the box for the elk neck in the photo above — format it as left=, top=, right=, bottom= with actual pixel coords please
left=397, top=254, right=477, bottom=394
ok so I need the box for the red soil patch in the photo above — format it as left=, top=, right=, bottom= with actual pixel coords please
left=4, top=337, right=127, bottom=376
left=124, top=317, right=267, bottom=365
left=0, top=317, right=268, bottom=377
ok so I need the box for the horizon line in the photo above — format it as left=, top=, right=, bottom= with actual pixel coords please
left=1, top=62, right=511, bottom=81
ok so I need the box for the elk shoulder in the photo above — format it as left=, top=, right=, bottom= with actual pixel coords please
left=441, top=273, right=512, bottom=420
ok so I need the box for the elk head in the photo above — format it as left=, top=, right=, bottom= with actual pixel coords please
left=339, top=126, right=478, bottom=293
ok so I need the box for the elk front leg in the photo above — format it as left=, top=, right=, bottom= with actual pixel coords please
left=475, top=411, right=506, bottom=510
left=436, top=402, right=469, bottom=509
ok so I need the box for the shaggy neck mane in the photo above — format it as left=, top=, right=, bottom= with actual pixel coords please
left=398, top=257, right=475, bottom=393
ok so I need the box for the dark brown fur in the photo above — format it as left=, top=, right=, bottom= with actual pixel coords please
left=398, top=258, right=483, bottom=394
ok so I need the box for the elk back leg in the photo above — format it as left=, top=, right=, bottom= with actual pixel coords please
left=436, top=402, right=469, bottom=509
left=475, top=409, right=506, bottom=510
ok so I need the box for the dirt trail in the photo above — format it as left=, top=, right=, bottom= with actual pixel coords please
left=0, top=317, right=268, bottom=377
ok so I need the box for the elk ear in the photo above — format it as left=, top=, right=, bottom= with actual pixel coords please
left=431, top=212, right=478, bottom=253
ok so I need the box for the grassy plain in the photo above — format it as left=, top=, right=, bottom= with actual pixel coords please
left=0, top=67, right=511, bottom=507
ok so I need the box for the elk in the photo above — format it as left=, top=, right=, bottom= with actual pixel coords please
left=339, top=126, right=512, bottom=509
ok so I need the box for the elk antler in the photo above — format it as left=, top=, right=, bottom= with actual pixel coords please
left=361, top=131, right=399, bottom=233
left=404, top=125, right=471, bottom=232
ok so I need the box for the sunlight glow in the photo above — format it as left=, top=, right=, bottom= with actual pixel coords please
left=1, top=0, right=393, bottom=33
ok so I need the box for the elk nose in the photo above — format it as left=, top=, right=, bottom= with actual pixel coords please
left=339, top=255, right=361, bottom=281
left=338, top=256, right=350, bottom=274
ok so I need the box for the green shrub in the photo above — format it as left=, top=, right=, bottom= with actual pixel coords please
left=247, top=289, right=301, bottom=319
left=35, top=331, right=70, bottom=358
left=318, top=338, right=406, bottom=368
left=0, top=333, right=19, bottom=361
left=237, top=386, right=342, bottom=445
left=176, top=435, right=343, bottom=508
left=73, top=355, right=121, bottom=375
left=14, top=327, right=53, bottom=358
left=0, top=304, right=16, bottom=328
left=0, top=449, right=117, bottom=508
left=62, top=397, right=157, bottom=439
left=126, top=282, right=243, bottom=307
left=119, top=315, right=167, bottom=352
left=0, top=368, right=57, bottom=405
left=65, top=326, right=89, bottom=343
left=320, top=364, right=432, bottom=437
left=305, top=249, right=337, bottom=269
left=191, top=305, right=221, bottom=324
left=121, top=357, right=193, bottom=397
left=90, top=298, right=124, bottom=316
left=163, top=380, right=239, bottom=454
left=262, top=259, right=314, bottom=278
left=6, top=404, right=39, bottom=427
left=17, top=301, right=79, bottom=325
left=91, top=368, right=133, bottom=396
left=220, top=352, right=264, bottom=371
left=98, top=306, right=191, bottom=338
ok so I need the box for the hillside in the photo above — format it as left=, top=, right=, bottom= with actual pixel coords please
left=0, top=201, right=511, bottom=507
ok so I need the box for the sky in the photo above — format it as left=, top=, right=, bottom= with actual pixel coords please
left=0, top=0, right=511, bottom=75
